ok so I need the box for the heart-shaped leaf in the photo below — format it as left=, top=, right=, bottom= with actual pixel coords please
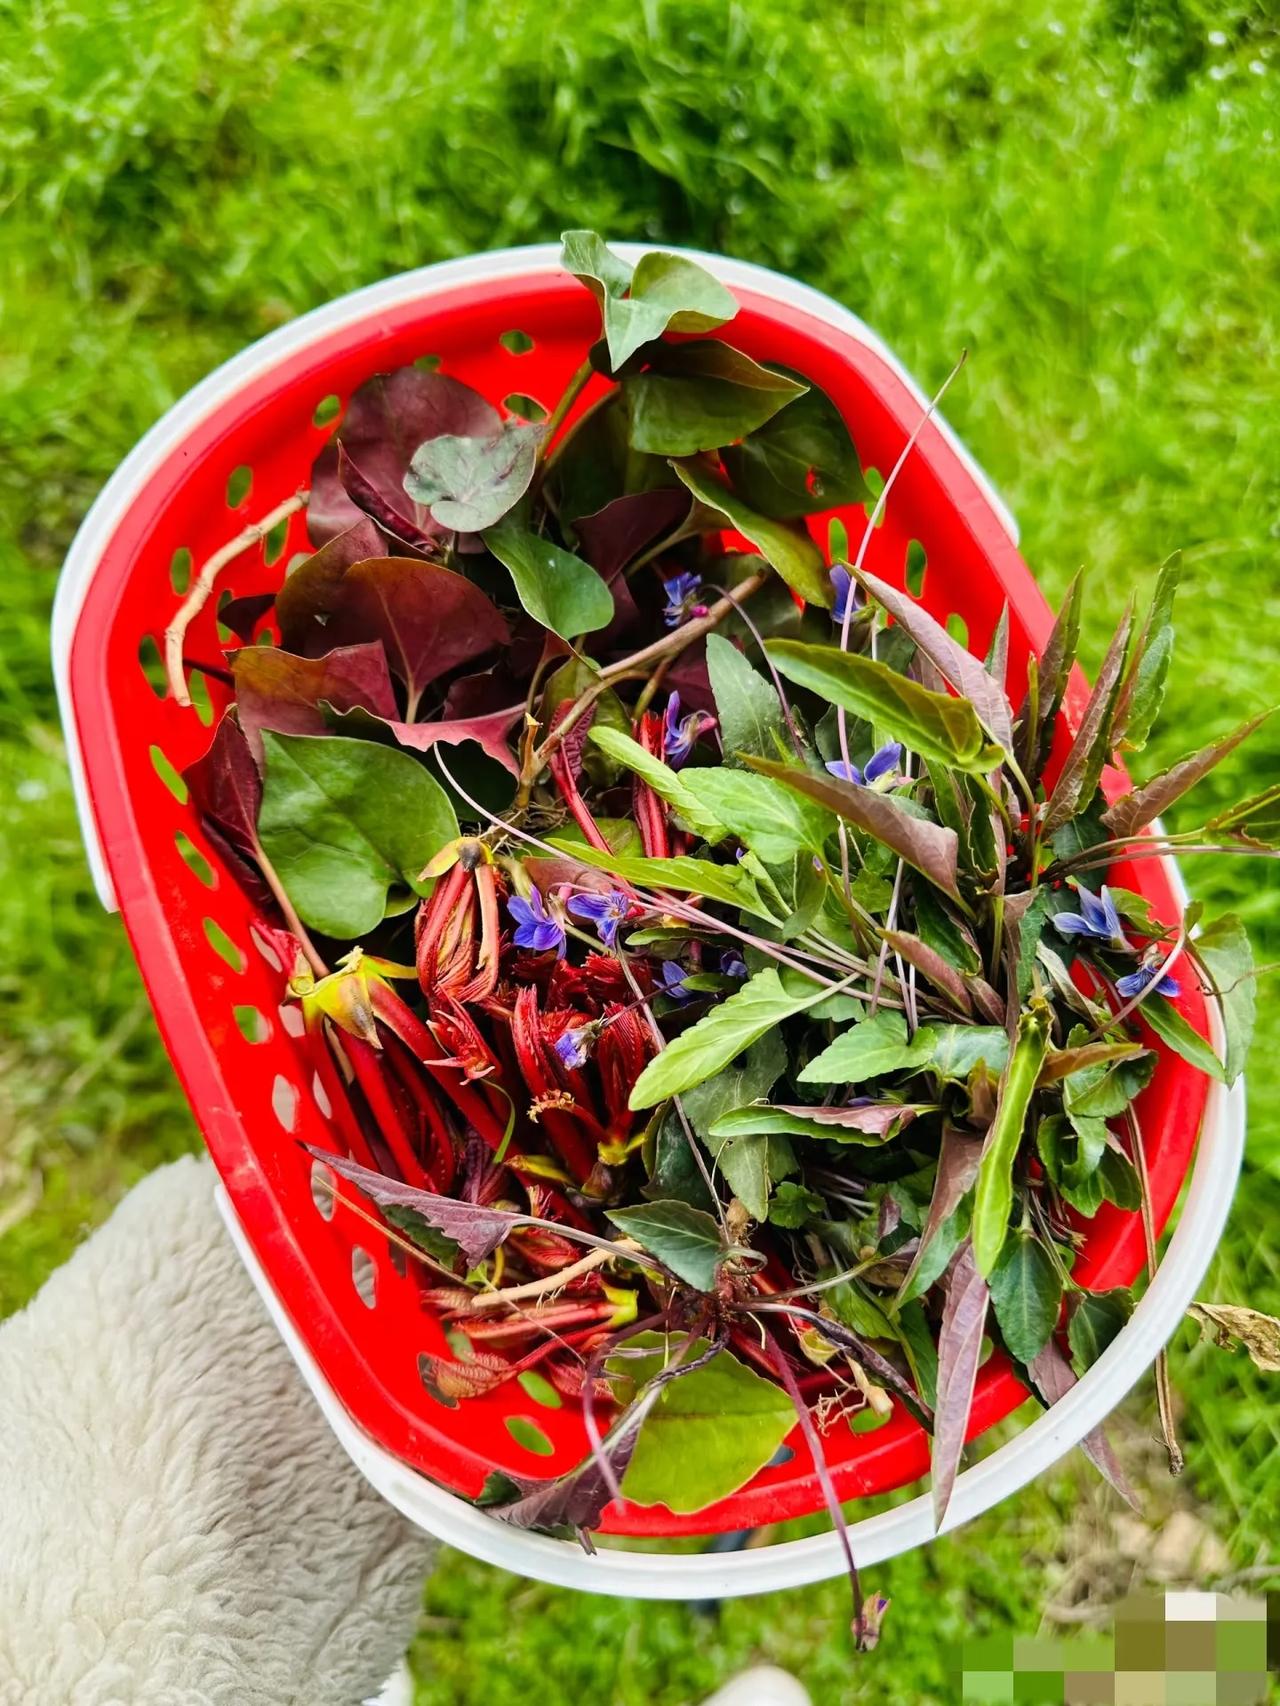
left=705, top=633, right=789, bottom=768
left=232, top=642, right=398, bottom=764
left=671, top=462, right=829, bottom=607
left=325, top=702, right=525, bottom=778
left=403, top=419, right=543, bottom=534
left=308, top=368, right=500, bottom=547
left=605, top=1202, right=728, bottom=1291
left=678, top=767, right=835, bottom=864
left=258, top=732, right=459, bottom=938
left=624, top=341, right=803, bottom=455
left=484, top=524, right=614, bottom=641
left=799, top=1009, right=920, bottom=1085
left=722, top=371, right=869, bottom=518
left=988, top=1231, right=1062, bottom=1364
left=275, top=519, right=390, bottom=654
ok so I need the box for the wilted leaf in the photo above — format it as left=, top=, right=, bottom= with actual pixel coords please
left=722, top=370, right=869, bottom=518
left=605, top=1201, right=727, bottom=1290
left=1018, top=571, right=1082, bottom=778
left=184, top=711, right=263, bottom=865
left=232, top=642, right=398, bottom=764
left=671, top=462, right=830, bottom=607
left=404, top=419, right=543, bottom=533
left=258, top=732, right=459, bottom=937
left=484, top=524, right=614, bottom=641
left=708, top=1102, right=913, bottom=1144
left=306, top=1146, right=514, bottom=1266
left=1187, top=1302, right=1280, bottom=1372
left=897, top=1126, right=984, bottom=1304
left=747, top=756, right=963, bottom=903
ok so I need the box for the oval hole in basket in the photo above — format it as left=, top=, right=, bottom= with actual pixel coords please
left=215, top=588, right=235, bottom=643
left=517, top=1370, right=563, bottom=1410
left=187, top=669, right=214, bottom=726
left=499, top=329, right=534, bottom=355
left=946, top=612, right=970, bottom=649
left=249, top=924, right=283, bottom=971
left=170, top=547, right=193, bottom=595
left=271, top=1074, right=300, bottom=1132
left=311, top=1069, right=332, bottom=1117
left=204, top=918, right=246, bottom=972
left=414, top=353, right=442, bottom=372
left=175, top=831, right=216, bottom=887
left=226, top=464, right=253, bottom=508
left=310, top=1157, right=336, bottom=1220
left=262, top=517, right=290, bottom=565
left=150, top=746, right=188, bottom=803
left=905, top=539, right=927, bottom=597
left=233, top=1004, right=270, bottom=1043
left=312, top=392, right=342, bottom=428
left=503, top=392, right=548, bottom=423
left=352, top=1247, right=377, bottom=1309
left=417, top=1353, right=460, bottom=1409
left=277, top=1002, right=306, bottom=1038
left=138, top=635, right=167, bottom=698
left=505, top=1415, right=555, bottom=1457
left=827, top=517, right=849, bottom=564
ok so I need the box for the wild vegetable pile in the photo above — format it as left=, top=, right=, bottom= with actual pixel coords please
left=173, top=234, right=1274, bottom=1644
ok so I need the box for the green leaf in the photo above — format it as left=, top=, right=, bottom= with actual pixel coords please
left=586, top=726, right=727, bottom=841
left=258, top=733, right=459, bottom=938
left=767, top=1182, right=827, bottom=1228
left=912, top=886, right=982, bottom=976
left=560, top=230, right=634, bottom=302
left=675, top=1035, right=793, bottom=1222
left=670, top=462, right=830, bottom=607
left=706, top=633, right=788, bottom=768
left=604, top=253, right=739, bottom=370
left=897, top=1299, right=940, bottom=1410
left=765, top=640, right=1003, bottom=775
left=708, top=1103, right=904, bottom=1146
left=403, top=419, right=542, bottom=532
left=746, top=757, right=963, bottom=903
left=546, top=839, right=775, bottom=919
left=909, top=1024, right=1011, bottom=1082
left=972, top=1003, right=1052, bottom=1276
left=630, top=968, right=827, bottom=1108
left=484, top=524, right=614, bottom=641
left=799, top=1009, right=919, bottom=1085
left=988, top=1232, right=1063, bottom=1364
left=605, top=1201, right=727, bottom=1291
left=624, top=341, right=805, bottom=455
left=1114, top=554, right=1180, bottom=752
left=1068, top=1289, right=1133, bottom=1373
left=678, top=768, right=835, bottom=863
left=613, top=1335, right=794, bottom=1513
left=1140, top=993, right=1227, bottom=1084
left=722, top=370, right=869, bottom=518
left=1193, top=914, right=1255, bottom=1086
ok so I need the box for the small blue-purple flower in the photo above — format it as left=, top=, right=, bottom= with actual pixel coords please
left=1116, top=959, right=1181, bottom=1001
left=662, top=571, right=707, bottom=629
left=830, top=565, right=864, bottom=625
left=657, top=959, right=694, bottom=1003
left=825, top=740, right=903, bottom=790
left=508, top=886, right=566, bottom=956
left=553, top=1025, right=595, bottom=1071
left=1052, top=884, right=1130, bottom=951
left=720, top=949, right=749, bottom=979
left=566, top=888, right=633, bottom=950
left=663, top=692, right=715, bottom=769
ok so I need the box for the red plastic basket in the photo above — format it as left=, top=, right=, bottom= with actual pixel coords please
left=56, top=247, right=1213, bottom=1538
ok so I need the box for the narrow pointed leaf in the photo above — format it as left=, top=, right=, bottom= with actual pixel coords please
left=1028, top=1339, right=1140, bottom=1510
left=545, top=839, right=774, bottom=918
left=306, top=1146, right=514, bottom=1266
left=932, top=1242, right=989, bottom=1526
left=1101, top=710, right=1273, bottom=840
left=1140, top=993, right=1227, bottom=1084
left=678, top=767, right=835, bottom=863
left=1205, top=781, right=1280, bottom=848
left=1113, top=554, right=1180, bottom=751
left=1041, top=607, right=1134, bottom=836
left=587, top=726, right=727, bottom=840
left=897, top=1126, right=983, bottom=1303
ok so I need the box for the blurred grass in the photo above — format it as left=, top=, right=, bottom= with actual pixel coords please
left=0, top=0, right=1277, bottom=1698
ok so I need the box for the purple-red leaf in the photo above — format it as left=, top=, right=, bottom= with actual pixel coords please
left=771, top=1102, right=921, bottom=1134
left=573, top=487, right=692, bottom=581
left=900, top=1124, right=984, bottom=1300
left=932, top=1240, right=990, bottom=1527
left=747, top=756, right=963, bottom=902
left=232, top=642, right=398, bottom=763
left=1041, top=606, right=1134, bottom=836
left=1100, top=710, right=1273, bottom=841
left=1028, top=1338, right=1140, bottom=1512
left=307, top=368, right=501, bottom=548
left=218, top=592, right=276, bottom=644
left=882, top=929, right=975, bottom=1015
left=854, top=568, right=1016, bottom=753
left=327, top=702, right=525, bottom=777
left=276, top=518, right=390, bottom=655
left=307, top=1146, right=516, bottom=1267
left=183, top=711, right=262, bottom=862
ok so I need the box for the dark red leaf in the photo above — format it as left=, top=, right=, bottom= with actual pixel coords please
left=307, top=367, right=501, bottom=548
left=183, top=711, right=262, bottom=862
left=218, top=592, right=276, bottom=644
left=1101, top=710, right=1273, bottom=840
left=771, top=1103, right=921, bottom=1134
left=906, top=1126, right=984, bottom=1292
left=932, top=1240, right=990, bottom=1526
left=327, top=702, right=525, bottom=777
left=276, top=518, right=390, bottom=655
left=1028, top=1338, right=1141, bottom=1512
left=232, top=641, right=398, bottom=763
left=573, top=487, right=692, bottom=581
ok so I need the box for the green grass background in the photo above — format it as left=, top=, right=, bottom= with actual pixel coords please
left=1, top=0, right=1277, bottom=1699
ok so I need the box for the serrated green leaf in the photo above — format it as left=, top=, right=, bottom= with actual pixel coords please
left=799, top=1009, right=919, bottom=1084
left=706, top=632, right=789, bottom=767
left=670, top=462, right=830, bottom=606
left=988, top=1232, right=1062, bottom=1363
left=1068, top=1289, right=1133, bottom=1373
left=484, top=524, right=614, bottom=641
left=605, top=1201, right=727, bottom=1291
left=678, top=767, right=835, bottom=863
left=258, top=733, right=459, bottom=938
left=613, top=1335, right=794, bottom=1513
left=587, top=726, right=727, bottom=841
left=1193, top=914, right=1255, bottom=1086
left=766, top=639, right=1003, bottom=775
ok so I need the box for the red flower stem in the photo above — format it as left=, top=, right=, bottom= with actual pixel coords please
left=549, top=747, right=613, bottom=853
left=344, top=1033, right=432, bottom=1191
left=310, top=1025, right=381, bottom=1173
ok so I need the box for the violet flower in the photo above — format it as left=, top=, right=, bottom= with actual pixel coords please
left=825, top=740, right=903, bottom=789
left=720, top=949, right=749, bottom=979
left=508, top=886, right=565, bottom=956
left=566, top=888, right=633, bottom=950
left=1052, top=884, right=1130, bottom=951
left=553, top=1025, right=595, bottom=1070
left=663, top=691, right=714, bottom=769
left=657, top=959, right=694, bottom=1002
left=662, top=571, right=707, bottom=628
left=1116, top=958, right=1181, bottom=1001
left=830, top=565, right=863, bottom=624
